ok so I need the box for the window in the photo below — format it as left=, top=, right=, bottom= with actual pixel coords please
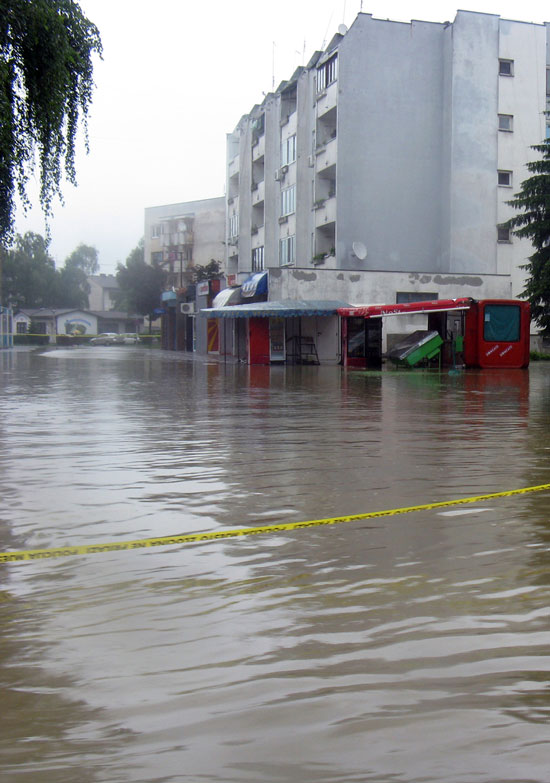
left=498, top=114, right=513, bottom=132
left=281, top=185, right=296, bottom=217
left=497, top=225, right=511, bottom=243
left=252, top=246, right=265, bottom=272
left=483, top=304, right=520, bottom=341
left=281, top=135, right=296, bottom=166
left=151, top=251, right=163, bottom=265
left=229, top=213, right=239, bottom=238
left=499, top=59, right=514, bottom=76
left=151, top=224, right=161, bottom=239
left=279, top=235, right=296, bottom=266
left=317, top=54, right=337, bottom=93
left=498, top=170, right=512, bottom=187
left=16, top=322, right=27, bottom=334
left=396, top=292, right=438, bottom=304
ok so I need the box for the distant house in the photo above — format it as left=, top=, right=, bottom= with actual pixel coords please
left=14, top=308, right=142, bottom=339
left=88, top=274, right=120, bottom=311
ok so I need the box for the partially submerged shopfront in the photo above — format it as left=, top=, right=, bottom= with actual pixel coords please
left=201, top=299, right=350, bottom=365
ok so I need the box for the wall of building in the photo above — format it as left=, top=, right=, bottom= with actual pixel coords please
left=88, top=275, right=119, bottom=311
left=269, top=266, right=512, bottom=303
left=337, top=15, right=446, bottom=273
left=144, top=197, right=225, bottom=284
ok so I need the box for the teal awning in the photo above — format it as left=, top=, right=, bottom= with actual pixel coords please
left=201, top=299, right=350, bottom=319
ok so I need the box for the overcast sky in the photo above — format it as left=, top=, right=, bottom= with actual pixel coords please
left=14, top=0, right=550, bottom=274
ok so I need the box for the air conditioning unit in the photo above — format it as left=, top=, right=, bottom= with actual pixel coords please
left=180, top=302, right=195, bottom=315
left=274, top=169, right=281, bottom=181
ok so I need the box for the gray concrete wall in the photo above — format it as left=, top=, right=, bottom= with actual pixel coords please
left=337, top=15, right=446, bottom=273
left=446, top=12, right=499, bottom=274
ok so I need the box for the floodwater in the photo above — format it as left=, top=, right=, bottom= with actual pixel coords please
left=1, top=346, right=549, bottom=783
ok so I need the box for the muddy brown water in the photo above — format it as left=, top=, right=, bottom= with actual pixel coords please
left=1, top=346, right=549, bottom=782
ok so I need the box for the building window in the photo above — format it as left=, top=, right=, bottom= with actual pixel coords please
left=229, top=213, right=239, bottom=238
left=396, top=292, right=438, bottom=304
left=497, top=225, right=512, bottom=243
left=281, top=135, right=296, bottom=166
left=279, top=235, right=296, bottom=266
left=317, top=54, right=337, bottom=93
left=281, top=185, right=296, bottom=217
left=151, top=251, right=164, bottom=265
left=498, top=114, right=513, bottom=132
left=499, top=59, right=514, bottom=76
left=498, top=170, right=512, bottom=187
left=151, top=224, right=161, bottom=239
left=252, top=246, right=265, bottom=272
left=16, top=322, right=27, bottom=334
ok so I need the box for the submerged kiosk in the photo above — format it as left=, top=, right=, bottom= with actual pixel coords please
left=339, top=298, right=531, bottom=370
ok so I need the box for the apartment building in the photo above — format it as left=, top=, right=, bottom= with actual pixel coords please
left=224, top=11, right=549, bottom=319
left=145, top=197, right=225, bottom=288
left=144, top=197, right=225, bottom=352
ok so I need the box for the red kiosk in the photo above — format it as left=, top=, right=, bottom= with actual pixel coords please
left=339, top=298, right=531, bottom=370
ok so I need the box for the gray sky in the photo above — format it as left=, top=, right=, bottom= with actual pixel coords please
left=14, top=0, right=550, bottom=274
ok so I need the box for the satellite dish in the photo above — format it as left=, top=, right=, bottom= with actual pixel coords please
left=352, top=241, right=367, bottom=260
left=338, top=24, right=348, bottom=35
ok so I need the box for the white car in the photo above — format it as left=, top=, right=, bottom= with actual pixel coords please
left=90, top=333, right=121, bottom=345
left=120, top=333, right=141, bottom=344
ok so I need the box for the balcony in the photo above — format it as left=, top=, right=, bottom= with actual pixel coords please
left=161, top=230, right=193, bottom=247
left=228, top=155, right=239, bottom=179
left=252, top=134, right=265, bottom=160
left=314, top=195, right=336, bottom=229
left=315, top=137, right=337, bottom=173
left=316, top=80, right=338, bottom=117
left=251, top=226, right=265, bottom=245
left=252, top=179, right=265, bottom=206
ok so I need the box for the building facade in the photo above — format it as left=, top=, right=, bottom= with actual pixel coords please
left=224, top=11, right=549, bottom=321
left=88, top=275, right=120, bottom=312
left=145, top=197, right=225, bottom=289
left=144, top=197, right=225, bottom=352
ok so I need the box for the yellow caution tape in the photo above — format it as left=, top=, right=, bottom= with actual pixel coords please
left=1, top=483, right=549, bottom=564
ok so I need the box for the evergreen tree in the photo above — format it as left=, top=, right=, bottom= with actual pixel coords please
left=0, top=0, right=102, bottom=242
left=507, top=134, right=550, bottom=333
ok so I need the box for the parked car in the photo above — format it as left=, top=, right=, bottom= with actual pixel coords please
left=120, top=333, right=141, bottom=344
left=90, top=333, right=121, bottom=345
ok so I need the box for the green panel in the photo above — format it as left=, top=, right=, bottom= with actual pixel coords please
left=402, top=334, right=443, bottom=366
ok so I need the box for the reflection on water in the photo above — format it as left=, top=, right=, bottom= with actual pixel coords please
left=1, top=347, right=550, bottom=782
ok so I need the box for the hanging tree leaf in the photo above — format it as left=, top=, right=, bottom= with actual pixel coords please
left=0, top=0, right=102, bottom=242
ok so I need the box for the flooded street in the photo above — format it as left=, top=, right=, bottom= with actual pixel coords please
left=1, top=346, right=549, bottom=782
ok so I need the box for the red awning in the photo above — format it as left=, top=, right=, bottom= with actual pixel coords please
left=337, top=298, right=473, bottom=318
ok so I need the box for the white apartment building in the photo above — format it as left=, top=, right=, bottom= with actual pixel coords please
left=225, top=10, right=550, bottom=313
left=145, top=197, right=225, bottom=289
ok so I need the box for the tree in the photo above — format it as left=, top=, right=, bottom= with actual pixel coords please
left=0, top=0, right=102, bottom=242
left=507, top=135, right=550, bottom=333
left=0, top=231, right=58, bottom=307
left=64, top=243, right=99, bottom=275
left=115, top=239, right=167, bottom=330
left=189, top=259, right=221, bottom=282
left=0, top=231, right=93, bottom=309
